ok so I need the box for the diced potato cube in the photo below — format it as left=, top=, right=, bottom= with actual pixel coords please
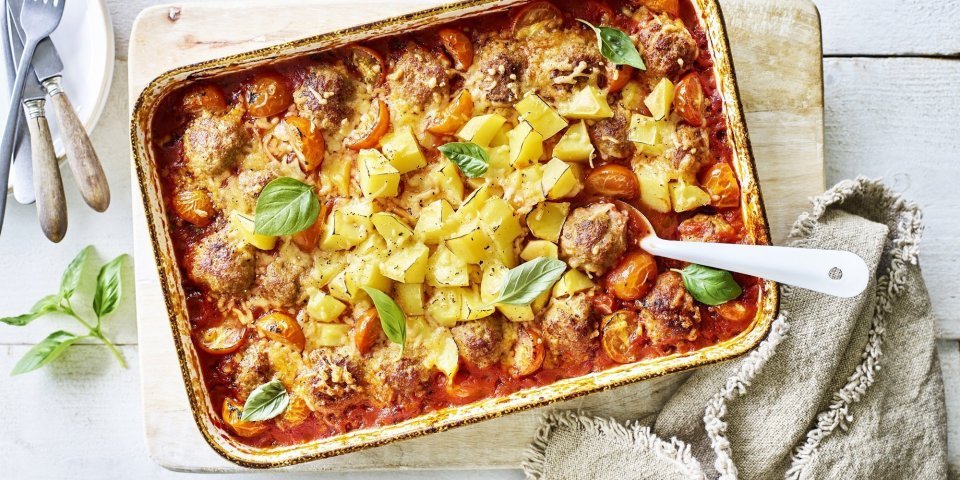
left=457, top=114, right=507, bottom=147
left=415, top=199, right=455, bottom=245
left=327, top=269, right=351, bottom=302
left=515, top=94, right=568, bottom=139
left=426, top=245, right=470, bottom=287
left=644, top=78, right=676, bottom=121
left=426, top=287, right=463, bottom=327
left=306, top=290, right=347, bottom=322
left=382, top=243, right=430, bottom=283
left=314, top=323, right=351, bottom=347
left=532, top=290, right=551, bottom=314
left=358, top=149, right=400, bottom=198
left=628, top=114, right=658, bottom=145
left=480, top=262, right=535, bottom=322
left=445, top=221, right=493, bottom=265
left=445, top=183, right=493, bottom=235
left=552, top=269, right=595, bottom=298
left=636, top=167, right=672, bottom=213
left=541, top=158, right=583, bottom=199
left=479, top=197, right=522, bottom=268
left=461, top=287, right=496, bottom=320
left=319, top=156, right=352, bottom=196
left=526, top=202, right=570, bottom=243
left=230, top=212, right=276, bottom=250
left=502, top=165, right=546, bottom=214
left=553, top=121, right=594, bottom=162
left=394, top=283, right=425, bottom=316
left=520, top=240, right=559, bottom=261
left=309, top=256, right=346, bottom=288
left=433, top=335, right=459, bottom=378
left=428, top=160, right=465, bottom=204
left=507, top=121, right=545, bottom=168
left=380, top=126, right=426, bottom=173
left=320, top=211, right=365, bottom=251
left=620, top=81, right=646, bottom=111
left=348, top=255, right=392, bottom=302
left=559, top=85, right=614, bottom=120
left=371, top=212, right=414, bottom=250
left=670, top=181, right=712, bottom=212
left=490, top=124, right=510, bottom=147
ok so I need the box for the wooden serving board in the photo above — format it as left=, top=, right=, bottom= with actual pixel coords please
left=129, top=0, right=824, bottom=472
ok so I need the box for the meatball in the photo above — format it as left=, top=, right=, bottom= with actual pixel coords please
left=588, top=106, right=633, bottom=160
left=254, top=249, right=309, bottom=305
left=388, top=43, right=450, bottom=109
left=635, top=12, right=698, bottom=80
left=365, top=347, right=432, bottom=404
left=451, top=316, right=507, bottom=369
left=483, top=51, right=528, bottom=105
left=559, top=203, right=629, bottom=276
left=187, top=227, right=255, bottom=294
left=295, top=348, right=362, bottom=412
left=640, top=271, right=701, bottom=345
left=669, top=124, right=709, bottom=178
left=385, top=357, right=432, bottom=400
left=541, top=292, right=598, bottom=365
left=678, top=214, right=736, bottom=243
left=293, top=64, right=355, bottom=129
left=218, top=339, right=271, bottom=399
left=182, top=106, right=249, bottom=177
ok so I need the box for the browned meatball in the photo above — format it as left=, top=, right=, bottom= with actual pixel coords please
left=636, top=12, right=698, bottom=80
left=588, top=106, right=633, bottom=160
left=254, top=254, right=308, bottom=305
left=388, top=43, right=450, bottom=108
left=218, top=339, right=271, bottom=399
left=640, top=271, right=700, bottom=345
left=187, top=227, right=255, bottom=294
left=559, top=203, right=629, bottom=275
left=483, top=52, right=528, bottom=105
left=183, top=106, right=249, bottom=177
left=669, top=124, right=709, bottom=178
left=296, top=348, right=362, bottom=411
left=451, top=316, right=507, bottom=369
left=384, top=357, right=432, bottom=400
left=541, top=292, right=598, bottom=365
left=677, top=214, right=736, bottom=243
left=293, top=64, right=355, bottom=129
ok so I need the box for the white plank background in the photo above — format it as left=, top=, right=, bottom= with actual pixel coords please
left=0, top=0, right=957, bottom=478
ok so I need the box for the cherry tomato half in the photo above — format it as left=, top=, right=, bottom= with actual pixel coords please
left=181, top=84, right=228, bottom=116
left=197, top=316, right=247, bottom=355
left=700, top=162, right=740, bottom=209
left=347, top=45, right=387, bottom=84
left=601, top=310, right=642, bottom=364
left=439, top=28, right=474, bottom=70
left=639, top=0, right=680, bottom=17
left=511, top=326, right=545, bottom=377
left=586, top=164, right=639, bottom=199
left=172, top=189, right=216, bottom=227
left=281, top=116, right=325, bottom=172
left=605, top=250, right=658, bottom=301
left=346, top=98, right=390, bottom=150
left=673, top=73, right=704, bottom=126
left=275, top=396, right=312, bottom=430
left=606, top=65, right=634, bottom=94
left=353, top=307, right=384, bottom=355
left=222, top=398, right=268, bottom=437
left=512, top=1, right=564, bottom=39
left=292, top=199, right=331, bottom=252
left=245, top=72, right=292, bottom=117
left=255, top=312, right=306, bottom=351
left=427, top=89, right=474, bottom=135
left=569, top=0, right=615, bottom=26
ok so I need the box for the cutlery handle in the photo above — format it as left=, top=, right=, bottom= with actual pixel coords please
left=640, top=237, right=870, bottom=298
left=0, top=42, right=38, bottom=237
left=12, top=111, right=36, bottom=204
left=44, top=77, right=110, bottom=212
left=24, top=99, right=67, bottom=242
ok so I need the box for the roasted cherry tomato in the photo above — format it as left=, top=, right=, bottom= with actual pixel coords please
left=346, top=98, right=390, bottom=150
left=714, top=294, right=757, bottom=323
left=181, top=84, right=227, bottom=116
left=512, top=1, right=564, bottom=39
left=673, top=73, right=704, bottom=126
left=245, top=72, right=292, bottom=117
left=700, top=162, right=740, bottom=209
left=605, top=250, right=658, bottom=301
left=353, top=307, right=384, bottom=355
left=591, top=292, right=618, bottom=316
left=511, top=326, right=545, bottom=377
left=281, top=116, right=326, bottom=172
left=601, top=310, right=642, bottom=364
left=255, top=312, right=306, bottom=351
left=606, top=65, right=634, bottom=94
left=586, top=164, right=639, bottom=199
left=276, top=396, right=312, bottom=430
left=172, top=189, right=216, bottom=227
left=222, top=398, right=268, bottom=437
left=197, top=316, right=247, bottom=355
left=292, top=199, right=330, bottom=252
left=439, top=28, right=474, bottom=70
left=347, top=45, right=387, bottom=84
left=569, top=0, right=615, bottom=25
left=427, top=89, right=474, bottom=135
left=446, top=376, right=487, bottom=402
left=639, top=0, right=680, bottom=17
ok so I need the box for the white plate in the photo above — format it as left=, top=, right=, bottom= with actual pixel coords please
left=3, top=0, right=115, bottom=193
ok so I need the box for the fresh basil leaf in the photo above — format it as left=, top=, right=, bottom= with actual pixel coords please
left=362, top=287, right=407, bottom=350
left=254, top=177, right=320, bottom=236
left=1, top=295, right=61, bottom=326
left=10, top=330, right=83, bottom=375
left=496, top=257, right=567, bottom=305
left=60, top=246, right=92, bottom=300
left=578, top=19, right=646, bottom=70
left=240, top=379, right=290, bottom=421
left=676, top=264, right=742, bottom=306
left=438, top=142, right=489, bottom=178
left=93, top=255, right=126, bottom=319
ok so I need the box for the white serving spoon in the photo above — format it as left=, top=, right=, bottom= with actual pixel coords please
left=616, top=201, right=869, bottom=298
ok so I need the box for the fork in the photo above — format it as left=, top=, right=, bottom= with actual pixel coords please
left=0, top=0, right=65, bottom=238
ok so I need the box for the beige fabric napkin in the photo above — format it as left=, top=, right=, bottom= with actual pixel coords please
left=523, top=178, right=948, bottom=480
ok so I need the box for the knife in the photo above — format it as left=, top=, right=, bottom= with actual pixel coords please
left=3, top=0, right=34, bottom=204
left=9, top=0, right=109, bottom=212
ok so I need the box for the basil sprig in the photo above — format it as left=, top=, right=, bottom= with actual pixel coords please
left=1, top=246, right=128, bottom=374
left=363, top=287, right=407, bottom=352
left=496, top=257, right=567, bottom=305
left=240, top=379, right=290, bottom=421
left=438, top=142, right=489, bottom=178
left=254, top=177, right=320, bottom=236
left=577, top=19, right=646, bottom=71
left=674, top=264, right=742, bottom=306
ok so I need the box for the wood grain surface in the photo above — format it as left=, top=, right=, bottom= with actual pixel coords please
left=48, top=88, right=111, bottom=213
left=128, top=0, right=824, bottom=471
left=27, top=106, right=67, bottom=242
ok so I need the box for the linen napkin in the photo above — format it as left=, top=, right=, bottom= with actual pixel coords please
left=523, top=177, right=948, bottom=480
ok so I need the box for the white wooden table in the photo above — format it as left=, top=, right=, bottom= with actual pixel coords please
left=0, top=1, right=957, bottom=478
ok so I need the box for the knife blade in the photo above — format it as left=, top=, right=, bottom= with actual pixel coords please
left=4, top=0, right=34, bottom=204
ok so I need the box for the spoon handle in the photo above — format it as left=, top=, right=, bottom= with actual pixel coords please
left=640, top=237, right=870, bottom=297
